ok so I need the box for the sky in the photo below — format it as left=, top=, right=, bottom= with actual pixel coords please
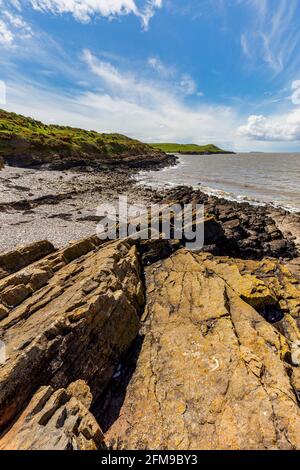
left=1, top=0, right=300, bottom=152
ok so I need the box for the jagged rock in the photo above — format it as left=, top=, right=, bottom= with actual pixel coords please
left=0, top=231, right=299, bottom=450
left=163, top=187, right=298, bottom=260
left=0, top=240, right=55, bottom=280
left=0, top=238, right=144, bottom=435
left=104, top=250, right=300, bottom=450
left=0, top=381, right=105, bottom=450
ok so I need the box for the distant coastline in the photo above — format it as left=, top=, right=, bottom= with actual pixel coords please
left=149, top=142, right=235, bottom=155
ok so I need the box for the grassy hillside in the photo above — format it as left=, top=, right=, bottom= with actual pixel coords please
left=0, top=109, right=167, bottom=169
left=150, top=143, right=233, bottom=155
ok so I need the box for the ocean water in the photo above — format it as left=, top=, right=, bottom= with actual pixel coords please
left=137, top=153, right=300, bottom=213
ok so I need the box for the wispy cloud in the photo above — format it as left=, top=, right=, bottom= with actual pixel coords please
left=0, top=19, right=14, bottom=44
left=29, top=0, right=163, bottom=30
left=147, top=55, right=199, bottom=95
left=240, top=0, right=300, bottom=75
left=148, top=56, right=174, bottom=78
left=1, top=47, right=238, bottom=149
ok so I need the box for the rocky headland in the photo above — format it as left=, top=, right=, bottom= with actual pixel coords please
left=0, top=109, right=300, bottom=450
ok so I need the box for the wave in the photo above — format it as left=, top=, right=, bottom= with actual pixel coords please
left=135, top=156, right=300, bottom=214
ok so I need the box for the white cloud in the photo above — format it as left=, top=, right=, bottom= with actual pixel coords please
left=179, top=74, right=197, bottom=95
left=148, top=56, right=200, bottom=96
left=240, top=33, right=250, bottom=58
left=78, top=50, right=237, bottom=144
left=291, top=80, right=300, bottom=105
left=238, top=111, right=300, bottom=142
left=30, top=0, right=162, bottom=29
left=1, top=49, right=238, bottom=150
left=148, top=56, right=173, bottom=77
left=239, top=80, right=300, bottom=141
left=0, top=2, right=33, bottom=45
left=8, top=0, right=22, bottom=10
left=240, top=0, right=300, bottom=75
left=0, top=80, right=6, bottom=103
left=137, top=0, right=162, bottom=30
left=0, top=18, right=14, bottom=44
left=83, top=49, right=201, bottom=107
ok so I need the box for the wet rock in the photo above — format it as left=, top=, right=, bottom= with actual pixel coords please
left=163, top=187, right=298, bottom=260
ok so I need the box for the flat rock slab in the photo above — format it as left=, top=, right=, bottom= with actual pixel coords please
left=105, top=250, right=300, bottom=450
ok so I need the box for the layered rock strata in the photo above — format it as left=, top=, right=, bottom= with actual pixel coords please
left=0, top=234, right=300, bottom=450
left=0, top=380, right=105, bottom=450
left=0, top=237, right=144, bottom=447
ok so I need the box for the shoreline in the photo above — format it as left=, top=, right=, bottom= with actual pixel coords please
left=1, top=160, right=300, bottom=450
left=136, top=154, right=300, bottom=215
left=0, top=160, right=299, bottom=265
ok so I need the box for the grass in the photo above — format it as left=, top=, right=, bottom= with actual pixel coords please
left=150, top=143, right=232, bottom=154
left=0, top=108, right=161, bottom=167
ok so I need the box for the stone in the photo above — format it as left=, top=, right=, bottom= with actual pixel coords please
left=0, top=304, right=9, bottom=320
left=223, top=219, right=241, bottom=231
left=0, top=231, right=299, bottom=450
left=103, top=250, right=300, bottom=450
left=0, top=241, right=55, bottom=279
left=0, top=239, right=144, bottom=434
left=67, top=380, right=93, bottom=409
left=266, top=239, right=287, bottom=253
left=162, top=186, right=298, bottom=260
left=0, top=382, right=105, bottom=450
left=1, top=284, right=29, bottom=307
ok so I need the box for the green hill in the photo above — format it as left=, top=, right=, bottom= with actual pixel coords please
left=150, top=143, right=234, bottom=155
left=0, top=109, right=168, bottom=169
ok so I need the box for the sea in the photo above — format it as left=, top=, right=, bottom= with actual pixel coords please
left=137, top=153, right=300, bottom=213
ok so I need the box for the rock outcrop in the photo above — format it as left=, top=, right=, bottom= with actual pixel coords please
left=0, top=235, right=300, bottom=450
left=0, top=237, right=144, bottom=446
left=0, top=240, right=55, bottom=280
left=163, top=187, right=298, bottom=260
left=103, top=250, right=300, bottom=450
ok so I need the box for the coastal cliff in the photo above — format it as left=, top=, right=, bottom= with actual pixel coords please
left=150, top=143, right=235, bottom=155
left=0, top=109, right=175, bottom=170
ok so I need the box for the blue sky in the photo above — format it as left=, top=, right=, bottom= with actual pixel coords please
left=1, top=0, right=300, bottom=151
